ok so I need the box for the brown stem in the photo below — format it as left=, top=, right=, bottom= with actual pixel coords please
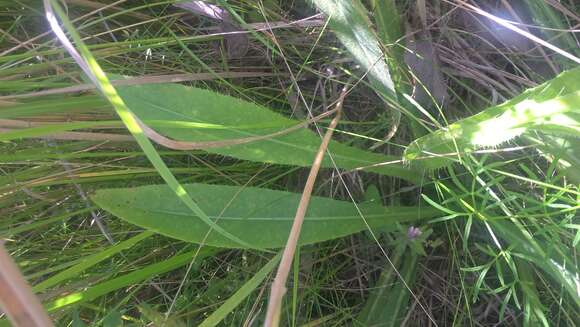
left=135, top=107, right=338, bottom=151
left=263, top=84, right=348, bottom=327
left=0, top=242, right=53, bottom=327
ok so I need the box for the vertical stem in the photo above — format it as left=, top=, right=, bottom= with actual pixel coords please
left=0, top=242, right=53, bottom=327
left=264, top=84, right=348, bottom=326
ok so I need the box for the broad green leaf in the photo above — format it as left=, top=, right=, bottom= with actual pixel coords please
left=405, top=67, right=580, bottom=169
left=116, top=83, right=421, bottom=183
left=91, top=183, right=441, bottom=249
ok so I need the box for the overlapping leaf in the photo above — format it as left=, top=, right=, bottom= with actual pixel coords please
left=91, top=183, right=441, bottom=249
left=117, top=83, right=420, bottom=183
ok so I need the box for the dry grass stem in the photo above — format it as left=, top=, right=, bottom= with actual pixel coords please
left=0, top=242, right=53, bottom=327
left=263, top=83, right=348, bottom=327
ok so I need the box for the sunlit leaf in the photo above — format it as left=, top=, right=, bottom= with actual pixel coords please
left=405, top=67, right=580, bottom=169
left=312, top=0, right=396, bottom=100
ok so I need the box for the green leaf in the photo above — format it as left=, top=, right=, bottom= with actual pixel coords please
left=91, top=183, right=441, bottom=249
left=405, top=67, right=580, bottom=169
left=525, top=134, right=580, bottom=184
left=47, top=0, right=257, bottom=249
left=488, top=219, right=580, bottom=307
left=311, top=0, right=395, bottom=100
left=116, top=83, right=420, bottom=183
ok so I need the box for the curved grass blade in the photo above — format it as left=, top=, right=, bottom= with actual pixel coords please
left=91, top=183, right=441, bottom=249
left=44, top=0, right=256, bottom=249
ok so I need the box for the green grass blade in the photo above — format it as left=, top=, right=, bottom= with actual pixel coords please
left=356, top=242, right=406, bottom=325
left=46, top=0, right=257, bottom=249
left=33, top=231, right=153, bottom=292
left=0, top=95, right=106, bottom=119
left=372, top=0, right=404, bottom=77
left=489, top=219, right=580, bottom=307
left=45, top=247, right=218, bottom=311
left=517, top=260, right=549, bottom=327
left=525, top=0, right=580, bottom=63
left=1, top=208, right=95, bottom=236
left=199, top=252, right=281, bottom=327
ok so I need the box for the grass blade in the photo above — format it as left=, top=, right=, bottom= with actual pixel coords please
left=199, top=252, right=281, bottom=327
left=45, top=247, right=218, bottom=311
left=33, top=231, right=153, bottom=293
left=44, top=0, right=256, bottom=249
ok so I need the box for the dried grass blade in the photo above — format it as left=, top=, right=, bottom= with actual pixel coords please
left=263, top=84, right=347, bottom=327
left=0, top=242, right=53, bottom=327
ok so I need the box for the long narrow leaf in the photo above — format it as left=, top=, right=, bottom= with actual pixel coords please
left=91, top=183, right=441, bottom=249
left=33, top=231, right=153, bottom=293
left=116, top=83, right=420, bottom=183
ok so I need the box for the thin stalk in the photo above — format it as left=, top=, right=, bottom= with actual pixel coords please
left=263, top=84, right=347, bottom=327
left=0, top=242, right=53, bottom=327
